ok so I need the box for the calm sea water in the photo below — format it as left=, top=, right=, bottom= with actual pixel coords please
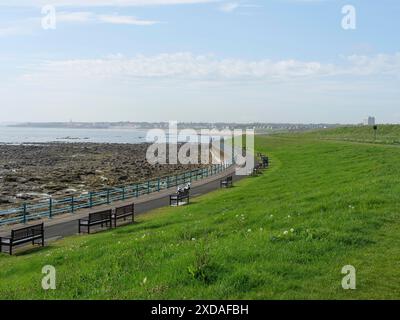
left=0, top=126, right=214, bottom=144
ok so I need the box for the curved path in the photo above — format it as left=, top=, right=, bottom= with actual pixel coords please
left=0, top=166, right=244, bottom=242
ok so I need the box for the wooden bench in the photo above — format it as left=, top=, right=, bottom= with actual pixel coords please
left=220, top=176, right=233, bottom=188
left=0, top=223, right=44, bottom=255
left=112, top=203, right=134, bottom=228
left=78, top=209, right=112, bottom=234
left=170, top=190, right=190, bottom=206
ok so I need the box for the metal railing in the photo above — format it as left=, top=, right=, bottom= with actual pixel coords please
left=0, top=163, right=231, bottom=226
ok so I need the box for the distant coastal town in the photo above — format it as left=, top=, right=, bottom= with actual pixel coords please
left=8, top=121, right=339, bottom=132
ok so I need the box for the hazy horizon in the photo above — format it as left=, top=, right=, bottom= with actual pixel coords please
left=0, top=120, right=382, bottom=126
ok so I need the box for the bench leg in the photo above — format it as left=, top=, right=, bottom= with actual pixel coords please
left=42, top=234, right=45, bottom=247
left=78, top=223, right=81, bottom=234
left=9, top=245, right=12, bottom=256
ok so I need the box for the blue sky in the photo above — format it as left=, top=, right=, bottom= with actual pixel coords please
left=0, top=0, right=399, bottom=123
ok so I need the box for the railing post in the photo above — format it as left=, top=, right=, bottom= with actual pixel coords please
left=107, top=189, right=110, bottom=204
left=122, top=187, right=126, bottom=200
left=89, top=192, right=93, bottom=208
left=157, top=178, right=160, bottom=192
left=189, top=171, right=192, bottom=183
left=23, top=203, right=27, bottom=224
left=71, top=196, right=75, bottom=213
left=136, top=184, right=139, bottom=197
left=147, top=181, right=150, bottom=194
left=167, top=176, right=170, bottom=188
left=176, top=174, right=178, bottom=186
left=49, top=198, right=53, bottom=218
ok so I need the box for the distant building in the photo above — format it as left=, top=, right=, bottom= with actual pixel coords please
left=363, top=116, right=376, bottom=126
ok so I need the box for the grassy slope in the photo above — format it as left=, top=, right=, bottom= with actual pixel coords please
left=1, top=134, right=400, bottom=299
left=302, top=124, right=400, bottom=145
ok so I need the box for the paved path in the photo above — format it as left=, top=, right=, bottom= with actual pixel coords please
left=0, top=166, right=245, bottom=241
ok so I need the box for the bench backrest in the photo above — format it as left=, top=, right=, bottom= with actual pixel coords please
left=226, top=176, right=233, bottom=182
left=11, top=223, right=43, bottom=241
left=89, top=209, right=112, bottom=222
left=115, top=204, right=134, bottom=217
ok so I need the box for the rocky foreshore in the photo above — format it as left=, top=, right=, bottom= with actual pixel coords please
left=0, top=142, right=206, bottom=209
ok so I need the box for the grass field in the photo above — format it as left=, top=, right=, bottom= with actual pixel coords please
left=302, top=124, right=400, bottom=145
left=1, top=129, right=400, bottom=299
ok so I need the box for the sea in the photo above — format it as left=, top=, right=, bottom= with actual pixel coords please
left=0, top=126, right=216, bottom=144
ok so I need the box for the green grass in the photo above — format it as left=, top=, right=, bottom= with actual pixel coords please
left=1, top=133, right=400, bottom=299
left=301, top=124, right=400, bottom=145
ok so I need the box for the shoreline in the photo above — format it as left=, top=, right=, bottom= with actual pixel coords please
left=0, top=142, right=209, bottom=209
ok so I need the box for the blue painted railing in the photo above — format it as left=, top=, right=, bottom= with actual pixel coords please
left=0, top=163, right=230, bottom=226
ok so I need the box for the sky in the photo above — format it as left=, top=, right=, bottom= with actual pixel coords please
left=0, top=0, right=399, bottom=124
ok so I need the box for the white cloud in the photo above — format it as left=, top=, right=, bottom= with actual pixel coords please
left=57, top=12, right=93, bottom=23
left=0, top=26, right=32, bottom=37
left=97, top=15, right=160, bottom=25
left=18, top=52, right=400, bottom=83
left=345, top=53, right=400, bottom=76
left=0, top=18, right=38, bottom=38
left=218, top=1, right=261, bottom=14
left=56, top=12, right=161, bottom=25
left=219, top=2, right=240, bottom=13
